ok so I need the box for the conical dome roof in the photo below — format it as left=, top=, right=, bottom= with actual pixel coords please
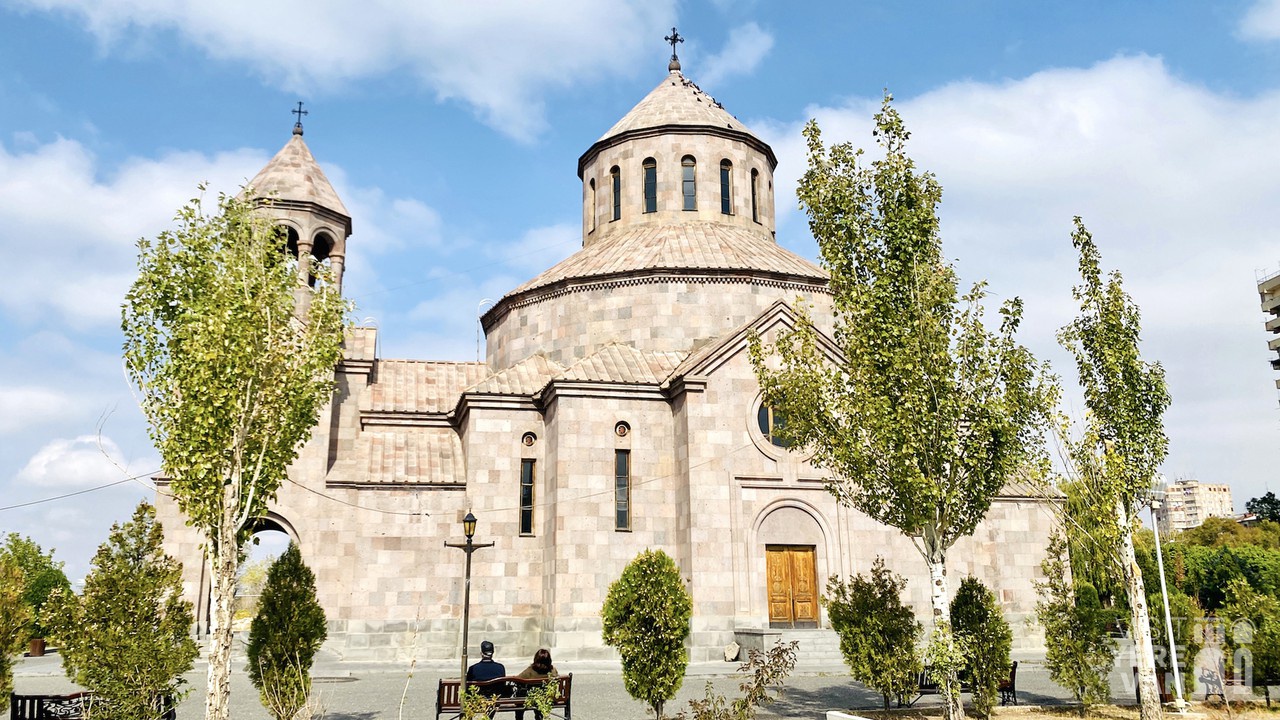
left=597, top=70, right=753, bottom=142
left=244, top=133, right=350, bottom=219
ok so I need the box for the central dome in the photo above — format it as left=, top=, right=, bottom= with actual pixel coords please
left=482, top=66, right=829, bottom=371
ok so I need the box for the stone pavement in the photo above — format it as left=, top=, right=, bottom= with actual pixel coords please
left=13, top=650, right=1147, bottom=719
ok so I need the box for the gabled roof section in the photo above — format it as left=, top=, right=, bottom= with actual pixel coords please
left=665, top=299, right=844, bottom=384
left=557, top=343, right=687, bottom=385
left=356, top=429, right=465, bottom=486
left=364, top=360, right=490, bottom=414
left=599, top=71, right=751, bottom=142
left=243, top=133, right=351, bottom=218
left=464, top=354, right=565, bottom=396
left=503, top=222, right=827, bottom=300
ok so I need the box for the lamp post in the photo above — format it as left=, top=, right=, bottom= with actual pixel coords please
left=1150, top=488, right=1186, bottom=712
left=445, top=510, right=494, bottom=693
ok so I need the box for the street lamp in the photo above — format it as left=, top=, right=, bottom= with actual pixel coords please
left=1150, top=488, right=1186, bottom=713
left=445, top=510, right=494, bottom=692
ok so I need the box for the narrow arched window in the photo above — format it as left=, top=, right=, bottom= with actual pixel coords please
left=610, top=166, right=621, bottom=221
left=681, top=155, right=697, bottom=211
left=720, top=160, right=733, bottom=215
left=643, top=158, right=657, bottom=213
left=589, top=178, right=597, bottom=232
left=750, top=169, right=760, bottom=223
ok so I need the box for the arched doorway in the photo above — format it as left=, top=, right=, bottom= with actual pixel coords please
left=234, top=513, right=299, bottom=631
left=757, top=504, right=825, bottom=628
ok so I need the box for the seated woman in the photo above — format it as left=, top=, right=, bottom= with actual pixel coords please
left=515, top=648, right=557, bottom=720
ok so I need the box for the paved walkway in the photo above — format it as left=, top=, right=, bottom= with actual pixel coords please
left=13, top=650, right=1146, bottom=719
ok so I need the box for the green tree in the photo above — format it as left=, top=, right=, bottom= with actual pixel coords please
left=1057, top=217, right=1171, bottom=720
left=0, top=555, right=32, bottom=715
left=247, top=543, right=328, bottom=720
left=601, top=549, right=693, bottom=719
left=1222, top=578, right=1280, bottom=687
left=1035, top=531, right=1116, bottom=711
left=1248, top=492, right=1280, bottom=523
left=823, top=558, right=922, bottom=709
left=748, top=97, right=1055, bottom=720
left=42, top=502, right=197, bottom=720
left=950, top=578, right=1011, bottom=718
left=0, top=534, right=70, bottom=640
left=121, top=188, right=349, bottom=720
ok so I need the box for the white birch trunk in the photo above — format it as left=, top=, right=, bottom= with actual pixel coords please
left=926, top=549, right=965, bottom=720
left=1119, top=500, right=1163, bottom=720
left=204, top=483, right=240, bottom=720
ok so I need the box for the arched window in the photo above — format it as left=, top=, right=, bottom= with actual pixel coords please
left=610, top=166, right=621, bottom=221
left=642, top=158, right=657, bottom=213
left=681, top=155, right=697, bottom=211
left=589, top=178, right=597, bottom=232
left=750, top=169, right=760, bottom=223
left=720, top=160, right=733, bottom=215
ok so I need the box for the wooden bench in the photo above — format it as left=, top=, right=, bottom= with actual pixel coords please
left=435, top=674, right=572, bottom=720
left=9, top=692, right=176, bottom=720
left=902, top=663, right=1017, bottom=707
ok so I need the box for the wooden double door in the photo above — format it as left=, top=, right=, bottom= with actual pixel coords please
left=766, top=545, right=819, bottom=628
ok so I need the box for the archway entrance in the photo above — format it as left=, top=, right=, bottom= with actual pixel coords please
left=234, top=515, right=297, bottom=631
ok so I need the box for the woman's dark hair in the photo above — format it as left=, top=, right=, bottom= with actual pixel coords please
left=532, top=648, right=553, bottom=674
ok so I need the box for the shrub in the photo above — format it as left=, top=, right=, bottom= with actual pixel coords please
left=823, top=557, right=922, bottom=709
left=0, top=534, right=70, bottom=640
left=0, top=556, right=32, bottom=714
left=602, top=549, right=692, bottom=719
left=1222, top=577, right=1280, bottom=685
left=1035, top=532, right=1115, bottom=710
left=950, top=577, right=1011, bottom=718
left=676, top=641, right=798, bottom=720
left=247, top=543, right=328, bottom=720
left=42, top=502, right=197, bottom=720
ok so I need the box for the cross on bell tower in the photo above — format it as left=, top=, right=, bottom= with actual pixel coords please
left=665, top=27, right=684, bottom=72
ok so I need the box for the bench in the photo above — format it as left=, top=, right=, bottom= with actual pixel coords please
left=435, top=674, right=572, bottom=720
left=902, top=663, right=1017, bottom=707
left=9, top=692, right=176, bottom=720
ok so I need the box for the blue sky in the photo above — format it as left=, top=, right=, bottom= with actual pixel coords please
left=2, top=0, right=1280, bottom=583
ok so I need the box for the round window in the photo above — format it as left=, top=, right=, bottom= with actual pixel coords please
left=756, top=405, right=791, bottom=449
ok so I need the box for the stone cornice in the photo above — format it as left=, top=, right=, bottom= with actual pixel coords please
left=578, top=124, right=778, bottom=178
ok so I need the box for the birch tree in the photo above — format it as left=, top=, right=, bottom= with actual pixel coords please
left=122, top=188, right=348, bottom=720
left=1057, top=217, right=1170, bottom=720
left=749, top=98, right=1054, bottom=720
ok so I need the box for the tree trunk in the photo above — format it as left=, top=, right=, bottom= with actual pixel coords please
left=926, top=553, right=965, bottom=720
left=1118, top=500, right=1162, bottom=720
left=205, top=484, right=240, bottom=720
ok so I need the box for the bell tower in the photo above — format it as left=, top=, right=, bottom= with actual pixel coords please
left=242, top=104, right=353, bottom=306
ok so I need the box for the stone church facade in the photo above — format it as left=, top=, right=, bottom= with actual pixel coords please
left=156, top=58, right=1056, bottom=663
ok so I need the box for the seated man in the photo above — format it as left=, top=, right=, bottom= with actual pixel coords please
left=466, top=640, right=510, bottom=698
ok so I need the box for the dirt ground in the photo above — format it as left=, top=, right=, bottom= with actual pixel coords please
left=858, top=705, right=1280, bottom=720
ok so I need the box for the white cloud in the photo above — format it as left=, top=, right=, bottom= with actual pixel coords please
left=755, top=54, right=1280, bottom=492
left=0, top=386, right=79, bottom=433
left=699, top=23, right=774, bottom=88
left=10, top=0, right=676, bottom=141
left=493, top=223, right=579, bottom=276
left=15, top=434, right=154, bottom=487
left=1240, top=0, right=1280, bottom=40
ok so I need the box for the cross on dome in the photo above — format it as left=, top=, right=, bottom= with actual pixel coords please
left=292, top=101, right=308, bottom=136
left=664, top=27, right=684, bottom=71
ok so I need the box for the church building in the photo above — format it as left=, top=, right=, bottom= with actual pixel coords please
left=156, top=49, right=1056, bottom=663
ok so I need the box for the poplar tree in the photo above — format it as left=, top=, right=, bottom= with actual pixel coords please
left=0, top=556, right=31, bottom=714
left=122, top=188, right=349, bottom=720
left=602, top=549, right=693, bottom=720
left=1057, top=217, right=1170, bottom=720
left=749, top=97, right=1055, bottom=720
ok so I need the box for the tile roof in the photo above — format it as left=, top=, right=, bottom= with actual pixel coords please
left=599, top=71, right=752, bottom=142
left=242, top=133, right=350, bottom=217
left=358, top=429, right=465, bottom=485
left=364, top=360, right=489, bottom=413
left=506, top=222, right=827, bottom=298
left=557, top=343, right=687, bottom=385
left=465, top=354, right=565, bottom=395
